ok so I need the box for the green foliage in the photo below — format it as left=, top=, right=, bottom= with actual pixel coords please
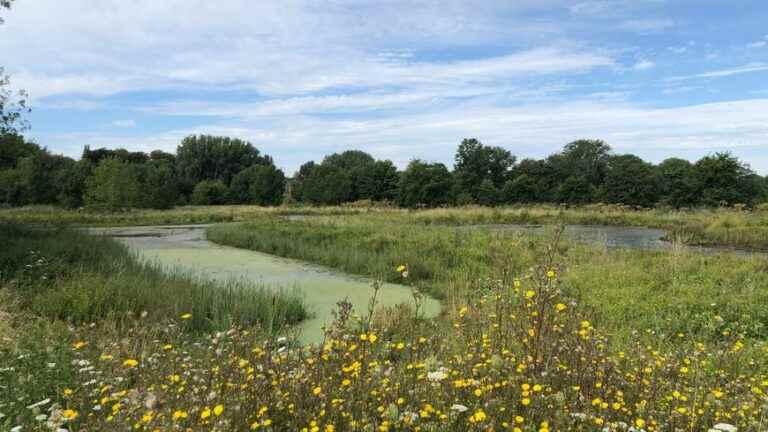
left=136, top=160, right=179, bottom=209
left=599, top=154, right=660, bottom=207
left=397, top=160, right=453, bottom=208
left=658, top=158, right=697, bottom=208
left=230, top=164, right=286, bottom=205
left=176, top=135, right=272, bottom=187
left=453, top=138, right=515, bottom=202
left=84, top=158, right=141, bottom=210
left=191, top=179, right=229, bottom=205
left=693, top=152, right=760, bottom=206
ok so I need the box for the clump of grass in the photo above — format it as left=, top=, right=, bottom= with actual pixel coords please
left=0, top=224, right=309, bottom=333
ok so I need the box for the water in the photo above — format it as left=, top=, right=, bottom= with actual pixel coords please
left=87, top=225, right=441, bottom=344
left=465, top=224, right=758, bottom=254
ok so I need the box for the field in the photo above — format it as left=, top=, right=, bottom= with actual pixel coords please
left=2, top=206, right=768, bottom=431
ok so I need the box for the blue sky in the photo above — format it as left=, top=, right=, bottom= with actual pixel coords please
left=1, top=0, right=767, bottom=174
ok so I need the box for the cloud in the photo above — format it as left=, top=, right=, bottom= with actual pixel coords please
left=633, top=60, right=655, bottom=70
left=746, top=41, right=767, bottom=49
left=110, top=119, right=136, bottom=128
left=619, top=19, right=675, bottom=32
left=668, top=62, right=768, bottom=81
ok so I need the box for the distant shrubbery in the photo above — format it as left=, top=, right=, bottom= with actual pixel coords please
left=1, top=133, right=766, bottom=210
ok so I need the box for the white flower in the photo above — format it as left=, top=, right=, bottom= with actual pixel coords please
left=712, top=424, right=737, bottom=432
left=35, top=414, right=47, bottom=421
left=450, top=404, right=468, bottom=413
left=427, top=370, right=447, bottom=382
left=10, top=426, right=22, bottom=432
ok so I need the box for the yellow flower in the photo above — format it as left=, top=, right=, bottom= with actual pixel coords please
left=163, top=344, right=173, bottom=350
left=180, top=313, right=192, bottom=320
left=122, top=358, right=139, bottom=368
left=525, top=290, right=536, bottom=299
left=396, top=265, right=406, bottom=273
left=313, top=386, right=322, bottom=396
left=521, top=398, right=531, bottom=406
left=213, top=404, right=224, bottom=416
left=63, top=388, right=73, bottom=396
left=469, top=409, right=487, bottom=423
left=172, top=410, right=188, bottom=421
left=635, top=419, right=646, bottom=428
left=368, top=333, right=378, bottom=343
left=546, top=269, right=556, bottom=278
left=62, top=409, right=78, bottom=420
left=72, top=341, right=87, bottom=350
left=201, top=408, right=211, bottom=420
left=555, top=303, right=567, bottom=312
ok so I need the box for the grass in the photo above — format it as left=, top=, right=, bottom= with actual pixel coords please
left=3, top=210, right=768, bottom=430
left=0, top=224, right=308, bottom=332
left=3, top=203, right=768, bottom=249
left=208, top=215, right=768, bottom=345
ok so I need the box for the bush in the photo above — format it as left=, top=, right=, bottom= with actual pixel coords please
left=191, top=180, right=229, bottom=205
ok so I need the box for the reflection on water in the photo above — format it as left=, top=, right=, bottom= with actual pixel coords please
left=86, top=225, right=441, bottom=344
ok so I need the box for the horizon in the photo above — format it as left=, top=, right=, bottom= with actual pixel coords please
left=2, top=0, right=767, bottom=175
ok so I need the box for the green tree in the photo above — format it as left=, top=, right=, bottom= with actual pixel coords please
left=137, top=160, right=179, bottom=209
left=547, top=139, right=611, bottom=203
left=358, top=160, right=399, bottom=201
left=84, top=158, right=141, bottom=209
left=191, top=180, right=229, bottom=205
left=396, top=160, right=453, bottom=208
left=300, top=164, right=353, bottom=205
left=56, top=160, right=89, bottom=208
left=555, top=175, right=593, bottom=204
left=453, top=138, right=515, bottom=202
left=599, top=154, right=660, bottom=207
left=502, top=174, right=539, bottom=203
left=692, top=152, right=759, bottom=206
left=657, top=158, right=697, bottom=208
left=230, top=165, right=286, bottom=205
left=176, top=135, right=272, bottom=187
left=476, top=178, right=500, bottom=206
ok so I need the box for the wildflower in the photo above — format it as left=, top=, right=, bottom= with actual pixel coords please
left=122, top=358, right=139, bottom=368
left=62, top=409, right=78, bottom=420
left=396, top=265, right=406, bottom=273
left=450, top=404, right=468, bottom=413
left=180, top=313, right=192, bottom=320
left=546, top=269, right=556, bottom=278
left=711, top=423, right=737, bottom=432
left=313, top=387, right=322, bottom=396
left=201, top=408, right=211, bottom=420
left=525, top=290, right=536, bottom=299
left=213, top=404, right=224, bottom=416
left=469, top=409, right=487, bottom=423
left=555, top=303, right=567, bottom=312
left=172, top=410, right=188, bottom=421
left=72, top=341, right=87, bottom=350
left=635, top=418, right=646, bottom=428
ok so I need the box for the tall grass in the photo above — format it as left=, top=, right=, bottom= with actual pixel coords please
left=0, top=224, right=308, bottom=333
left=4, top=203, right=768, bottom=248
left=208, top=215, right=768, bottom=344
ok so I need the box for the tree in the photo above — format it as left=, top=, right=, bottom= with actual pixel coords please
left=1, top=2, right=29, bottom=136
left=0, top=133, right=39, bottom=169
left=191, top=180, right=229, bottom=205
left=692, top=152, right=759, bottom=206
left=657, top=158, right=697, bottom=208
left=598, top=155, right=661, bottom=207
left=137, top=160, right=179, bottom=209
left=358, top=160, right=399, bottom=201
left=300, top=164, right=353, bottom=205
left=56, top=160, right=89, bottom=208
left=230, top=165, right=286, bottom=205
left=396, top=160, right=453, bottom=208
left=453, top=138, right=515, bottom=202
left=555, top=175, right=593, bottom=204
left=548, top=139, right=611, bottom=203
left=476, top=178, right=500, bottom=206
left=321, top=150, right=376, bottom=201
left=502, top=174, right=539, bottom=203
left=176, top=135, right=272, bottom=187
left=84, top=158, right=141, bottom=209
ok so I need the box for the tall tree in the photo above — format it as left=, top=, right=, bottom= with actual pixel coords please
left=176, top=135, right=272, bottom=187
left=84, top=158, right=141, bottom=210
left=549, top=139, right=611, bottom=203
left=657, top=158, right=697, bottom=208
left=692, top=152, right=760, bottom=206
left=453, top=138, right=515, bottom=203
left=230, top=165, right=286, bottom=205
left=397, top=160, right=453, bottom=208
left=599, top=154, right=660, bottom=207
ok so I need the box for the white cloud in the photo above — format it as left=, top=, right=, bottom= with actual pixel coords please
left=619, top=19, right=675, bottom=32
left=110, top=120, right=136, bottom=128
left=746, top=41, right=767, bottom=49
left=668, top=62, right=768, bottom=81
left=633, top=60, right=656, bottom=70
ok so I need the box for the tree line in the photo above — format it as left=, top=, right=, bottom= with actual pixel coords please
left=1, top=133, right=767, bottom=210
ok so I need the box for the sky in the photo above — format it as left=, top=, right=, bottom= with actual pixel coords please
left=1, top=0, right=767, bottom=175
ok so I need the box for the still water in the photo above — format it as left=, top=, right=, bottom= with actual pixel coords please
left=88, top=225, right=440, bottom=344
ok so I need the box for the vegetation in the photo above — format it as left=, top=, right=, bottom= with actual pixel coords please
left=4, top=221, right=768, bottom=430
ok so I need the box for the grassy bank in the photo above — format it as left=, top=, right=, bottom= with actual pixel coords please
left=208, top=215, right=768, bottom=345
left=3, top=203, right=768, bottom=249
left=3, top=252, right=766, bottom=431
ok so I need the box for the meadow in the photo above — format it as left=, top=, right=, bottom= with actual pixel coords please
left=2, top=206, right=768, bottom=431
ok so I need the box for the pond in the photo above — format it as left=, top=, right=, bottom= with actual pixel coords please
left=87, top=225, right=441, bottom=344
